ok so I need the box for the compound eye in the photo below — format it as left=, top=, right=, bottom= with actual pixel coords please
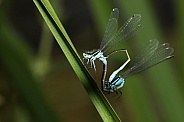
left=83, top=53, right=86, bottom=57
left=104, top=81, right=110, bottom=88
left=83, top=53, right=88, bottom=58
left=83, top=53, right=91, bottom=59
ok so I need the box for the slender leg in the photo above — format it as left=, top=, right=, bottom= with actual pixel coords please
left=92, top=60, right=96, bottom=72
left=83, top=58, right=94, bottom=70
left=86, top=59, right=89, bottom=64
left=115, top=90, right=122, bottom=102
left=87, top=58, right=96, bottom=72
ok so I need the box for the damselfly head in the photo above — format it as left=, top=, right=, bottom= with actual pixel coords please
left=83, top=49, right=101, bottom=59
left=103, top=81, right=114, bottom=93
left=82, top=53, right=92, bottom=59
left=104, top=81, right=111, bottom=90
left=103, top=76, right=125, bottom=93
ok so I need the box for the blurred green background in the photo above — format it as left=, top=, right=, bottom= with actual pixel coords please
left=0, top=0, right=184, bottom=122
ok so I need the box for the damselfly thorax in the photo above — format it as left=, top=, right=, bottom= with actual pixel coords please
left=83, top=49, right=105, bottom=71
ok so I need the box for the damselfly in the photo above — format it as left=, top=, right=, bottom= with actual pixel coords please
left=103, top=39, right=174, bottom=94
left=83, top=8, right=143, bottom=73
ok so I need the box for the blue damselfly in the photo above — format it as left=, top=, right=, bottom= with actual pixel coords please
left=83, top=8, right=143, bottom=73
left=103, top=39, right=174, bottom=94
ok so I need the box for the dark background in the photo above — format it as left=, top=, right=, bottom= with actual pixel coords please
left=0, top=0, right=184, bottom=121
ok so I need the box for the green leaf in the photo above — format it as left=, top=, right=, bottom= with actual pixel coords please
left=33, top=0, right=122, bottom=121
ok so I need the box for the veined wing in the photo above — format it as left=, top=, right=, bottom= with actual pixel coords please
left=100, top=8, right=119, bottom=50
left=122, top=40, right=174, bottom=78
left=134, top=39, right=159, bottom=62
left=121, top=39, right=159, bottom=77
left=101, top=14, right=143, bottom=53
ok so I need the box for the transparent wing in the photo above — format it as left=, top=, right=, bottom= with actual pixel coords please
left=134, top=39, right=159, bottom=62
left=100, top=8, right=119, bottom=50
left=122, top=40, right=174, bottom=78
left=101, top=14, right=143, bottom=53
left=122, top=39, right=159, bottom=77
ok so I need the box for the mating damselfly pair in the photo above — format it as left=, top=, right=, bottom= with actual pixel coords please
left=83, top=8, right=174, bottom=94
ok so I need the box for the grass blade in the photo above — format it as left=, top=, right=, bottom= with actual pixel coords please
left=33, top=0, right=121, bottom=121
